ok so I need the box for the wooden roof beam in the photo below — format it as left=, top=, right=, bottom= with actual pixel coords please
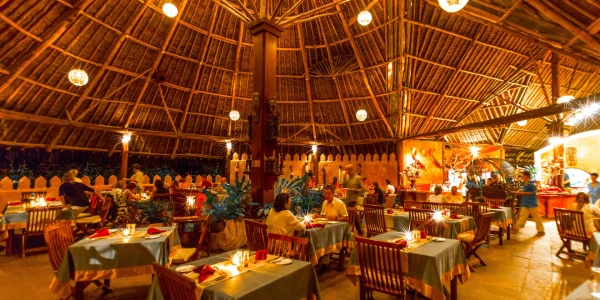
left=336, top=5, right=395, bottom=138
left=402, top=95, right=597, bottom=140
left=0, top=0, right=94, bottom=97
left=296, top=18, right=317, bottom=140
left=124, top=0, right=189, bottom=129
left=227, top=12, right=246, bottom=137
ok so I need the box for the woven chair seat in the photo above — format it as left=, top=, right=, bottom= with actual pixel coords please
left=75, top=215, right=101, bottom=224
left=171, top=248, right=197, bottom=264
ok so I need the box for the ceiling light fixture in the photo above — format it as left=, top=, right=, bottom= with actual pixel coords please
left=229, top=110, right=240, bottom=121
left=162, top=2, right=178, bottom=18
left=517, top=120, right=527, bottom=126
left=356, top=109, right=367, bottom=121
left=438, top=0, right=469, bottom=13
left=557, top=95, right=575, bottom=104
left=357, top=11, right=372, bottom=26
left=68, top=69, right=89, bottom=86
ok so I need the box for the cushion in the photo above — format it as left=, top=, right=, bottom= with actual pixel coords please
left=77, top=213, right=91, bottom=218
left=171, top=248, right=196, bottom=264
left=75, top=215, right=101, bottom=224
left=490, top=224, right=500, bottom=231
left=458, top=232, right=474, bottom=243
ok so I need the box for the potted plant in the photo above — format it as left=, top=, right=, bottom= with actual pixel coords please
left=204, top=176, right=249, bottom=250
left=257, top=174, right=309, bottom=220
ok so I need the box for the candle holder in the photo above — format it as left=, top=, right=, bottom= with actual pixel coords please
left=124, top=223, right=136, bottom=237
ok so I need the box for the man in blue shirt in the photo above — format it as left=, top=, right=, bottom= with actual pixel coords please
left=513, top=170, right=545, bottom=236
left=589, top=172, right=600, bottom=205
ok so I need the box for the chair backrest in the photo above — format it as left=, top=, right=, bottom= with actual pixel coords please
left=267, top=233, right=309, bottom=261
left=363, top=204, right=387, bottom=237
left=347, top=207, right=357, bottom=233
left=355, top=237, right=405, bottom=295
left=408, top=208, right=433, bottom=234
left=144, top=185, right=154, bottom=193
left=484, top=198, right=506, bottom=207
left=174, top=216, right=202, bottom=248
left=423, top=202, right=442, bottom=211
left=97, top=196, right=114, bottom=225
left=465, top=202, right=490, bottom=223
left=441, top=203, right=465, bottom=215
left=555, top=208, right=588, bottom=241
left=21, top=191, right=47, bottom=201
left=26, top=207, right=62, bottom=236
left=365, top=194, right=378, bottom=205
left=403, top=200, right=423, bottom=209
left=152, top=263, right=198, bottom=300
left=43, top=220, right=74, bottom=271
left=244, top=219, right=268, bottom=251
left=471, top=212, right=495, bottom=245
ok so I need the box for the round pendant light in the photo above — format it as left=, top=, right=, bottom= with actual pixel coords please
left=68, top=69, right=89, bottom=86
left=557, top=95, right=575, bottom=104
left=357, top=11, right=372, bottom=26
left=163, top=2, right=178, bottom=18
left=229, top=110, right=240, bottom=121
left=438, top=0, right=469, bottom=13
left=517, top=120, right=527, bottom=127
left=356, top=109, right=367, bottom=122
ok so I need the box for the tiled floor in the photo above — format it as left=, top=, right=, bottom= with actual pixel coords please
left=0, top=219, right=591, bottom=299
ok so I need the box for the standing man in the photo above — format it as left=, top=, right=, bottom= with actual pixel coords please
left=589, top=172, right=600, bottom=206
left=513, top=170, right=545, bottom=236
left=342, top=164, right=367, bottom=206
left=130, top=164, right=144, bottom=192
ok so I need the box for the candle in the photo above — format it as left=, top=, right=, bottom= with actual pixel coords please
left=123, top=229, right=130, bottom=237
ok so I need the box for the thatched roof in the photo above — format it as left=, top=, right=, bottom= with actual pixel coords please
left=0, top=0, right=599, bottom=158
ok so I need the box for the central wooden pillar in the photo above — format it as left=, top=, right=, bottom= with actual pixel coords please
left=120, top=142, right=129, bottom=179
left=249, top=20, right=283, bottom=205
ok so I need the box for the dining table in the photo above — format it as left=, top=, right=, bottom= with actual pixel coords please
left=147, top=253, right=321, bottom=300
left=346, top=231, right=470, bottom=300
left=50, top=226, right=180, bottom=300
left=296, top=221, right=354, bottom=266
left=382, top=209, right=477, bottom=239
left=491, top=206, right=514, bottom=243
left=1, top=201, right=74, bottom=256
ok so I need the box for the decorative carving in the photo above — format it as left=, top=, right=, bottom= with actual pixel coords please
left=266, top=114, right=280, bottom=140
left=269, top=96, right=277, bottom=114
left=251, top=92, right=259, bottom=123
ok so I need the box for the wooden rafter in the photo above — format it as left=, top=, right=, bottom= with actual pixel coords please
left=124, top=0, right=190, bottom=129
left=157, top=84, right=179, bottom=135
left=227, top=12, right=246, bottom=137
left=296, top=18, right=317, bottom=140
left=335, top=5, right=395, bottom=138
left=497, top=0, right=523, bottom=24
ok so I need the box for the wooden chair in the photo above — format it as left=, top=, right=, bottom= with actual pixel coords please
left=173, top=216, right=204, bottom=248
left=459, top=212, right=494, bottom=269
left=44, top=220, right=74, bottom=271
left=171, top=217, right=210, bottom=264
left=75, top=196, right=114, bottom=231
left=244, top=219, right=268, bottom=251
left=555, top=208, right=589, bottom=258
left=363, top=204, right=388, bottom=237
left=44, top=221, right=111, bottom=296
left=355, top=237, right=406, bottom=300
left=484, top=198, right=506, bottom=207
left=17, top=207, right=62, bottom=258
left=267, top=233, right=309, bottom=261
left=441, top=203, right=465, bottom=215
left=152, top=263, right=197, bottom=300
left=365, top=194, right=378, bottom=205
left=347, top=207, right=357, bottom=233
left=423, top=202, right=442, bottom=211
left=465, top=202, right=490, bottom=223
left=153, top=193, right=172, bottom=210
left=403, top=200, right=423, bottom=209
left=21, top=191, right=47, bottom=201
left=408, top=208, right=434, bottom=235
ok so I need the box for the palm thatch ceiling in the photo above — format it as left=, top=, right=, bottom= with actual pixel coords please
left=0, top=0, right=599, bottom=158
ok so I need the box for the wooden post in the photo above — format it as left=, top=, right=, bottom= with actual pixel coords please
left=551, top=52, right=564, bottom=188
left=120, top=142, right=129, bottom=180
left=249, top=20, right=283, bottom=206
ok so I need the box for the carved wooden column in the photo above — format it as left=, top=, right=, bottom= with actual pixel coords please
left=551, top=52, right=564, bottom=188
left=249, top=20, right=283, bottom=205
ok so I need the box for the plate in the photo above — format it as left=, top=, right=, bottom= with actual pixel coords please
left=327, top=221, right=339, bottom=224
left=434, top=238, right=446, bottom=242
left=315, top=218, right=328, bottom=221
left=275, top=258, right=293, bottom=265
left=175, top=265, right=196, bottom=273
left=145, top=234, right=161, bottom=239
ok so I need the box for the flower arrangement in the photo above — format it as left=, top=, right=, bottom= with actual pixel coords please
left=402, top=162, right=423, bottom=181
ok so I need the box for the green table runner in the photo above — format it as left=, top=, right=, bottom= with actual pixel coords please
left=389, top=213, right=476, bottom=239
left=296, top=222, right=354, bottom=265
left=148, top=253, right=321, bottom=300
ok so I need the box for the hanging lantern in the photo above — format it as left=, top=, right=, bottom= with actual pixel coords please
left=438, top=0, right=469, bottom=13
left=162, top=2, right=178, bottom=18
left=226, top=140, right=232, bottom=150
left=122, top=132, right=132, bottom=143
left=357, top=11, right=372, bottom=26
left=312, top=144, right=318, bottom=154
left=557, top=95, right=575, bottom=104
left=68, top=69, right=89, bottom=86
left=229, top=110, right=240, bottom=121
left=517, top=120, right=527, bottom=126
left=356, top=109, right=367, bottom=121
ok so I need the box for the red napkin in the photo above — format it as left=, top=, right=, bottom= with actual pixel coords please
left=396, top=239, right=407, bottom=249
left=306, top=223, right=325, bottom=229
left=255, top=250, right=268, bottom=261
left=491, top=205, right=501, bottom=209
left=450, top=214, right=460, bottom=219
left=89, top=228, right=110, bottom=239
left=193, top=264, right=215, bottom=283
left=420, top=230, right=427, bottom=239
left=386, top=209, right=394, bottom=214
left=8, top=202, right=23, bottom=206
left=46, top=198, right=56, bottom=201
left=403, top=207, right=409, bottom=212
left=147, top=228, right=166, bottom=235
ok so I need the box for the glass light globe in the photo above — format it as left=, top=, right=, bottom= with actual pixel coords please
left=229, top=110, right=240, bottom=121
left=356, top=109, right=367, bottom=121
left=438, top=0, right=469, bottom=13
left=312, top=145, right=317, bottom=154
left=68, top=69, right=88, bottom=86
left=357, top=11, right=372, bottom=26
left=163, top=2, right=178, bottom=18
left=122, top=132, right=132, bottom=143
left=557, top=95, right=574, bottom=104
left=517, top=120, right=527, bottom=126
